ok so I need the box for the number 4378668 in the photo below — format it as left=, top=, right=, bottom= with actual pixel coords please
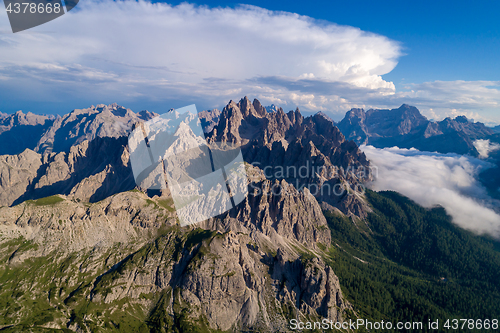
left=444, top=319, right=498, bottom=330
left=6, top=2, right=62, bottom=14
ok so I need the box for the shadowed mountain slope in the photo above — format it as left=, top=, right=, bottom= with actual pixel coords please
left=337, top=104, right=495, bottom=156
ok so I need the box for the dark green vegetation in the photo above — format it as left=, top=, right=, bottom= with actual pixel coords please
left=29, top=195, right=65, bottom=206
left=324, top=190, right=500, bottom=332
left=0, top=238, right=89, bottom=332
left=157, top=198, right=176, bottom=212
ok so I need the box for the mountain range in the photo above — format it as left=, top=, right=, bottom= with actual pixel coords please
left=0, top=104, right=156, bottom=155
left=0, top=98, right=499, bottom=332
left=337, top=104, right=496, bottom=156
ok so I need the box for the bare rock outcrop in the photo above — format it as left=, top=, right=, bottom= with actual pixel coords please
left=35, top=104, right=156, bottom=153
left=0, top=110, right=54, bottom=155
left=0, top=137, right=135, bottom=207
left=0, top=191, right=173, bottom=256
left=207, top=96, right=372, bottom=217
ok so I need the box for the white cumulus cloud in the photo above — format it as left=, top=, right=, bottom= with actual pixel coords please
left=0, top=0, right=400, bottom=113
left=362, top=145, right=500, bottom=238
left=473, top=139, right=500, bottom=159
left=394, top=80, right=500, bottom=125
left=1, top=1, right=499, bottom=125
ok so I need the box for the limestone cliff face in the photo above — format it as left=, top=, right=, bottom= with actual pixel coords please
left=0, top=137, right=134, bottom=207
left=0, top=149, right=43, bottom=207
left=0, top=110, right=54, bottom=155
left=198, top=108, right=221, bottom=133
left=83, top=177, right=349, bottom=332
left=201, top=177, right=331, bottom=249
left=88, top=228, right=349, bottom=332
left=0, top=191, right=169, bottom=257
left=207, top=96, right=371, bottom=217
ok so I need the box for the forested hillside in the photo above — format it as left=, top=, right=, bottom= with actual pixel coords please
left=324, top=190, right=500, bottom=332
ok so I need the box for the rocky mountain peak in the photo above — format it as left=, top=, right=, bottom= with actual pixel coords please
left=336, top=108, right=368, bottom=144
left=454, top=115, right=469, bottom=123
left=138, top=109, right=157, bottom=121
left=211, top=100, right=245, bottom=144
left=236, top=96, right=267, bottom=119
left=264, top=104, right=280, bottom=113
left=346, top=108, right=366, bottom=119
left=251, top=98, right=267, bottom=117
left=315, top=111, right=334, bottom=123
left=337, top=104, right=495, bottom=156
left=35, top=104, right=157, bottom=153
left=238, top=96, right=256, bottom=118
left=206, top=97, right=371, bottom=217
left=0, top=97, right=371, bottom=217
left=396, top=104, right=427, bottom=121
left=0, top=98, right=373, bottom=331
left=345, top=104, right=429, bottom=137
left=1, top=110, right=52, bottom=128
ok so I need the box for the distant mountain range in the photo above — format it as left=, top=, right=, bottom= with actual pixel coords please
left=0, top=111, right=55, bottom=155
left=0, top=104, right=156, bottom=155
left=337, top=104, right=496, bottom=156
left=2, top=102, right=495, bottom=157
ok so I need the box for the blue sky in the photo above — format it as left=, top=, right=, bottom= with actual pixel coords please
left=0, top=0, right=499, bottom=124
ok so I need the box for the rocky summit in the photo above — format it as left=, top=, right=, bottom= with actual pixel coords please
left=206, top=97, right=371, bottom=217
left=0, top=97, right=371, bottom=216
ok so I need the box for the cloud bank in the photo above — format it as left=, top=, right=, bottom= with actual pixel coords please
left=0, top=0, right=400, bottom=113
left=0, top=0, right=499, bottom=124
left=362, top=145, right=500, bottom=238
